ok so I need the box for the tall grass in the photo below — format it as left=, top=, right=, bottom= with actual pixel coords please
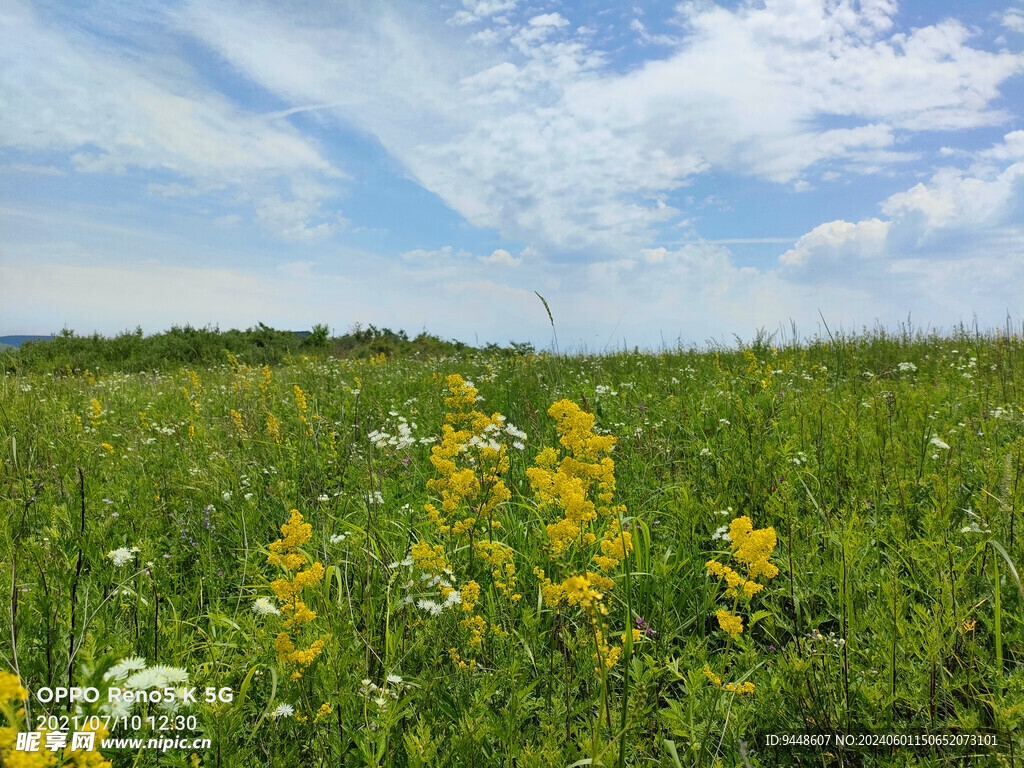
left=0, top=326, right=1021, bottom=766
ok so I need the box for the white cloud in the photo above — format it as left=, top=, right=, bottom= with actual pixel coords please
left=0, top=0, right=342, bottom=240
left=777, top=132, right=1024, bottom=318
left=175, top=0, right=1023, bottom=256
left=478, top=248, right=522, bottom=266
left=1004, top=9, right=1024, bottom=34
left=4, top=163, right=65, bottom=176
left=399, top=245, right=472, bottom=261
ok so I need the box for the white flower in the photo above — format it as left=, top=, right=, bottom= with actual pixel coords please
left=930, top=436, right=950, bottom=450
left=104, top=657, right=147, bottom=682
left=125, top=665, right=188, bottom=690
left=105, top=699, right=134, bottom=718
left=252, top=597, right=281, bottom=616
left=699, top=447, right=711, bottom=457
left=330, top=533, right=348, bottom=544
left=444, top=590, right=462, bottom=607
left=108, top=547, right=139, bottom=567
left=898, top=362, right=917, bottom=372
left=386, top=674, right=403, bottom=685
left=222, top=491, right=232, bottom=501
left=273, top=703, right=294, bottom=718
left=961, top=521, right=991, bottom=535
left=711, top=525, right=731, bottom=542
left=417, top=599, right=443, bottom=616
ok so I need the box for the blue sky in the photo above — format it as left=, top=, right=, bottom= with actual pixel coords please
left=2, top=0, right=1023, bottom=349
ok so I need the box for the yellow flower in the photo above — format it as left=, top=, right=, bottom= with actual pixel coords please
left=0, top=672, right=28, bottom=702
left=715, top=609, right=744, bottom=639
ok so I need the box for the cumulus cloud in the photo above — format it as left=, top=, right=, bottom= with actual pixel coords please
left=479, top=248, right=522, bottom=266
left=174, top=0, right=1023, bottom=257
left=777, top=131, right=1024, bottom=320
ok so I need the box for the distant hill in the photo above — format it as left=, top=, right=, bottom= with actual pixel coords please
left=0, top=335, right=53, bottom=348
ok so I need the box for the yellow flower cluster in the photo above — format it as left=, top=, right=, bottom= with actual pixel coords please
left=313, top=703, right=333, bottom=723
left=715, top=609, right=744, bottom=639
left=90, top=398, right=103, bottom=428
left=706, top=561, right=763, bottom=598
left=474, top=540, right=521, bottom=602
left=0, top=672, right=27, bottom=702
left=0, top=673, right=112, bottom=767
left=293, top=385, right=312, bottom=436
left=527, top=400, right=627, bottom=559
left=425, top=375, right=510, bottom=536
left=181, top=370, right=201, bottom=415
left=229, top=409, right=246, bottom=437
left=528, top=400, right=635, bottom=671
left=703, top=665, right=755, bottom=695
left=421, top=375, right=529, bottom=671
left=729, top=516, right=779, bottom=580
left=267, top=510, right=325, bottom=680
left=460, top=580, right=480, bottom=612
left=706, top=515, right=777, bottom=600
left=266, top=412, right=281, bottom=444
left=410, top=541, right=448, bottom=575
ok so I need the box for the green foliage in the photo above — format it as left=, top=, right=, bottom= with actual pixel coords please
left=0, top=323, right=480, bottom=375
left=1, top=326, right=1023, bottom=765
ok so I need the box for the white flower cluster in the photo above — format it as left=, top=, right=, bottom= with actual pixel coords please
left=595, top=384, right=618, bottom=396
left=368, top=415, right=418, bottom=450
left=961, top=509, right=991, bottom=535
left=712, top=525, right=731, bottom=542
left=108, top=547, right=139, bottom=567
left=807, top=628, right=845, bottom=649
left=359, top=675, right=410, bottom=729
left=252, top=597, right=281, bottom=616
left=101, top=658, right=190, bottom=717
left=898, top=362, right=917, bottom=372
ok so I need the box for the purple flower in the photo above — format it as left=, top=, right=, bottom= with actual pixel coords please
left=102, top=498, right=113, bottom=504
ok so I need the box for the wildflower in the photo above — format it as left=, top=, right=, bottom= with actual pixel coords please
left=930, top=436, right=950, bottom=450
left=417, top=599, right=444, bottom=616
left=252, top=597, right=282, bottom=616
left=715, top=609, right=744, bottom=639
left=108, top=547, right=139, bottom=567
left=273, top=703, right=295, bottom=718
left=103, top=657, right=147, bottom=682
left=0, top=672, right=28, bottom=702
left=267, top=510, right=325, bottom=678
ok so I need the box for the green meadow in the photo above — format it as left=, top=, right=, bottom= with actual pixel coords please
left=1, top=326, right=1023, bottom=767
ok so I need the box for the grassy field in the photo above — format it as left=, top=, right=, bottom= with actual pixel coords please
left=1, top=328, right=1023, bottom=767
